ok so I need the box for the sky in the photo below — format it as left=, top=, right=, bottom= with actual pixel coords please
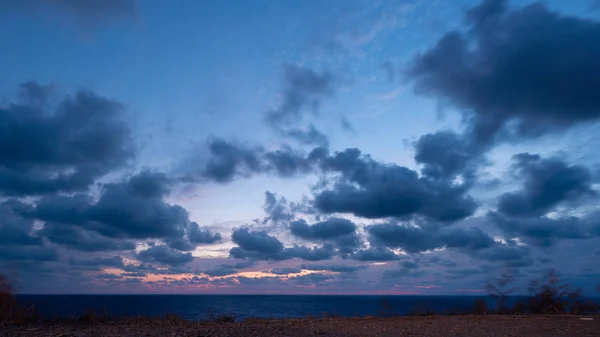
left=1, top=0, right=600, bottom=295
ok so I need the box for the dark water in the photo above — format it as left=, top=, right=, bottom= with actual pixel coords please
left=16, top=295, right=526, bottom=320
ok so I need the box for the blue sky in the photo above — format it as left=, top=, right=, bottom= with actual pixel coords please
left=1, top=0, right=600, bottom=295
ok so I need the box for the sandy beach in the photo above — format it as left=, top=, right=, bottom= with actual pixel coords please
left=2, top=315, right=599, bottom=337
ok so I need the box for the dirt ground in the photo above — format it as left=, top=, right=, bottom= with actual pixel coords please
left=2, top=315, right=599, bottom=337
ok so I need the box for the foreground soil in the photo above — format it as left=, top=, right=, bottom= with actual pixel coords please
left=2, top=315, right=599, bottom=337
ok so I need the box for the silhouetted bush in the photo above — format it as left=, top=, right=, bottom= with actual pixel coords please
left=484, top=268, right=599, bottom=315
left=0, top=274, right=38, bottom=324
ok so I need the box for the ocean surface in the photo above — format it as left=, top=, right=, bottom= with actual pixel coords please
left=16, top=295, right=524, bottom=320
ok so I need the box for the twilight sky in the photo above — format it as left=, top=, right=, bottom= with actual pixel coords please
left=1, top=0, right=600, bottom=295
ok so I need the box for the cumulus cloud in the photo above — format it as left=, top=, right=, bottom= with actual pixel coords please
left=313, top=148, right=476, bottom=222
left=229, top=228, right=334, bottom=261
left=0, top=82, right=133, bottom=196
left=290, top=218, right=362, bottom=254
left=136, top=245, right=194, bottom=266
left=367, top=222, right=495, bottom=254
left=414, top=131, right=481, bottom=181
left=265, top=64, right=335, bottom=146
left=300, top=263, right=367, bottom=273
left=489, top=212, right=594, bottom=248
left=9, top=170, right=221, bottom=256
left=68, top=256, right=125, bottom=270
left=497, top=153, right=595, bottom=217
left=350, top=246, right=402, bottom=261
left=407, top=0, right=600, bottom=147
left=179, top=139, right=321, bottom=184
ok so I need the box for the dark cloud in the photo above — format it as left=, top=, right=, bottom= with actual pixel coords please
left=0, top=205, right=42, bottom=246
left=39, top=222, right=136, bottom=252
left=290, top=218, right=362, bottom=254
left=263, top=149, right=313, bottom=178
left=290, top=273, right=333, bottom=286
left=68, top=256, right=125, bottom=270
left=300, top=264, right=366, bottom=273
left=0, top=204, right=57, bottom=263
left=414, top=131, right=480, bottom=181
left=497, top=153, right=595, bottom=217
left=474, top=245, right=533, bottom=267
left=350, top=246, right=402, bottom=261
left=11, top=171, right=221, bottom=254
left=167, top=222, right=222, bottom=251
left=489, top=212, right=592, bottom=248
left=86, top=177, right=188, bottom=240
left=284, top=125, right=330, bottom=148
left=0, top=245, right=57, bottom=262
left=187, top=223, right=222, bottom=245
left=262, top=191, right=296, bottom=224
left=195, top=139, right=263, bottom=183
left=0, top=83, right=133, bottom=196
left=367, top=222, right=495, bottom=254
left=313, top=148, right=477, bottom=221
left=381, top=266, right=424, bottom=280
left=265, top=64, right=335, bottom=127
left=290, top=218, right=356, bottom=240
left=269, top=267, right=302, bottom=275
left=229, top=228, right=334, bottom=261
left=231, top=228, right=284, bottom=255
left=0, top=0, right=136, bottom=21
left=407, top=0, right=600, bottom=147
left=180, top=139, right=320, bottom=184
left=136, top=245, right=194, bottom=266
left=265, top=64, right=335, bottom=146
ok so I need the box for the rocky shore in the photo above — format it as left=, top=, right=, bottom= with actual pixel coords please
left=2, top=315, right=599, bottom=337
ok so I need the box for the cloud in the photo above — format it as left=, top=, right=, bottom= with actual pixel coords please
left=367, top=222, right=494, bottom=254
left=407, top=0, right=600, bottom=147
left=0, top=245, right=57, bottom=262
left=269, top=267, right=302, bottom=275
left=290, top=217, right=362, bottom=254
left=0, top=82, right=133, bottom=196
left=313, top=148, right=477, bottom=221
left=179, top=139, right=321, bottom=184
left=350, top=246, right=402, bottom=261
left=195, top=138, right=263, bottom=183
left=300, top=264, right=366, bottom=273
left=136, top=245, right=194, bottom=266
left=265, top=65, right=336, bottom=146
left=39, top=222, right=136, bottom=252
left=489, top=212, right=593, bottom=248
left=290, top=218, right=357, bottom=240
left=11, top=171, right=221, bottom=254
left=262, top=191, right=296, bottom=225
left=0, top=205, right=42, bottom=246
left=1, top=0, right=137, bottom=22
left=414, top=131, right=481, bottom=181
left=202, top=262, right=251, bottom=277
left=229, top=228, right=334, bottom=261
left=497, top=153, right=595, bottom=217
left=284, top=125, right=330, bottom=148
left=68, top=256, right=125, bottom=270
left=0, top=204, right=57, bottom=263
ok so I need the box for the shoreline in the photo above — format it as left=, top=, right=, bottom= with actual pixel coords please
left=2, top=315, right=599, bottom=337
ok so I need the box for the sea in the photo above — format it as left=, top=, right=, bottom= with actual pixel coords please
left=16, top=295, right=524, bottom=320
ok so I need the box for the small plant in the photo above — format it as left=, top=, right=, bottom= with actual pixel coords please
left=209, top=310, right=236, bottom=323
left=378, top=299, right=393, bottom=318
left=486, top=266, right=515, bottom=314
left=0, top=273, right=38, bottom=325
left=472, top=298, right=488, bottom=315
left=408, top=303, right=435, bottom=316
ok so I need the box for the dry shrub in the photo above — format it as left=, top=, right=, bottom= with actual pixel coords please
left=0, top=273, right=38, bottom=324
